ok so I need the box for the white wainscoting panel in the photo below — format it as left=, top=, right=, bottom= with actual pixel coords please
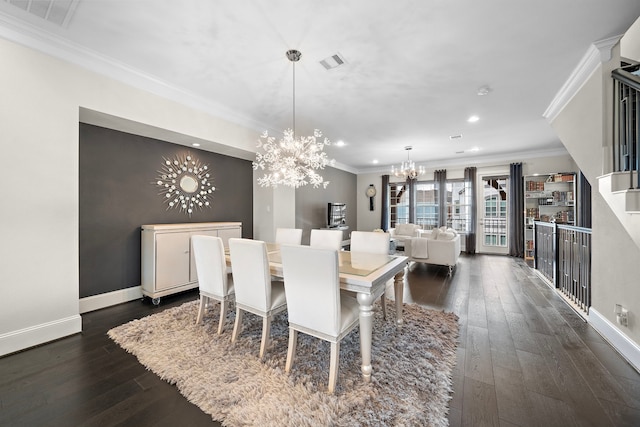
left=0, top=315, right=81, bottom=356
left=79, top=286, right=143, bottom=314
left=589, top=308, right=640, bottom=373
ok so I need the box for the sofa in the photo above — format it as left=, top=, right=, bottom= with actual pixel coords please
left=403, top=227, right=461, bottom=274
left=388, top=223, right=422, bottom=249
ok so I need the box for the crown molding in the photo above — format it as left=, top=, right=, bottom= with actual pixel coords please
left=544, top=34, right=622, bottom=122
left=0, top=11, right=272, bottom=134
left=355, top=146, right=571, bottom=175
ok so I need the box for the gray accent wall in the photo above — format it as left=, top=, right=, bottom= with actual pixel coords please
left=79, top=124, right=253, bottom=298
left=295, top=166, right=357, bottom=244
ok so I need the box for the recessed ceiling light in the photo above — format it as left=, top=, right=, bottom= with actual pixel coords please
left=372, top=159, right=379, bottom=164
left=469, top=147, right=480, bottom=152
left=335, top=140, right=345, bottom=147
left=477, top=86, right=492, bottom=96
left=192, top=143, right=201, bottom=147
left=467, top=115, right=479, bottom=123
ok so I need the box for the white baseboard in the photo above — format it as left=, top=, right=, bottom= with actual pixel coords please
left=589, top=308, right=640, bottom=373
left=79, top=286, right=143, bottom=314
left=0, top=315, right=82, bottom=356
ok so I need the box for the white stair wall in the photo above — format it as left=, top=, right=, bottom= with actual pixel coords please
left=597, top=171, right=640, bottom=250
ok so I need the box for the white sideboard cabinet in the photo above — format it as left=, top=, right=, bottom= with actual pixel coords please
left=141, top=222, right=242, bottom=304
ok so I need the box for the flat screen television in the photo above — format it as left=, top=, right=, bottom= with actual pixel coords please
left=327, top=202, right=347, bottom=228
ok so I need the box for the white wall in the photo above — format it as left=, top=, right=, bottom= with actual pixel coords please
left=0, top=37, right=257, bottom=355
left=621, top=16, right=640, bottom=61
left=252, top=181, right=296, bottom=242
left=551, top=40, right=640, bottom=350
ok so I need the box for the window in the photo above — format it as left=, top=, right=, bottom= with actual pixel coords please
left=389, top=182, right=409, bottom=228
left=387, top=178, right=473, bottom=234
left=446, top=180, right=471, bottom=234
left=482, top=178, right=508, bottom=247
left=415, top=181, right=438, bottom=229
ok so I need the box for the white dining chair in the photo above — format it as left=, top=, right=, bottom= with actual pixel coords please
left=349, top=231, right=391, bottom=320
left=309, top=229, right=343, bottom=250
left=275, top=228, right=303, bottom=245
left=280, top=244, right=360, bottom=394
left=191, top=235, right=235, bottom=334
left=228, top=238, right=287, bottom=359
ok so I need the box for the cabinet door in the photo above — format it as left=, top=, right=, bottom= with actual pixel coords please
left=155, top=232, right=192, bottom=291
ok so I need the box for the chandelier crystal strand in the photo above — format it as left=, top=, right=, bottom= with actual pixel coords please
left=253, top=50, right=334, bottom=188
left=391, top=146, right=425, bottom=180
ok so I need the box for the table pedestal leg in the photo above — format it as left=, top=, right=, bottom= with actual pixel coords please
left=356, top=292, right=376, bottom=381
left=394, top=268, right=405, bottom=326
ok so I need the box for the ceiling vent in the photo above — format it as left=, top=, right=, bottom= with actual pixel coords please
left=3, top=0, right=80, bottom=28
left=319, top=53, right=346, bottom=70
left=449, top=134, right=463, bottom=140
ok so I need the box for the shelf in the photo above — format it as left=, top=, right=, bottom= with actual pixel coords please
left=544, top=180, right=574, bottom=185
left=525, top=192, right=552, bottom=198
left=523, top=172, right=576, bottom=264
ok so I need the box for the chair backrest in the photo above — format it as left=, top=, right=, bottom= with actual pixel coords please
left=280, top=244, right=341, bottom=337
left=228, top=238, right=272, bottom=312
left=275, top=228, right=303, bottom=245
left=191, top=235, right=229, bottom=297
left=309, top=229, right=343, bottom=250
left=350, top=231, right=390, bottom=255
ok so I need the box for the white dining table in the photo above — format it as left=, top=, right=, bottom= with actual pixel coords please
left=255, top=243, right=409, bottom=382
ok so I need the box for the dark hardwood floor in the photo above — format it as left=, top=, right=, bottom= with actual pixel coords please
left=1, top=254, right=639, bottom=426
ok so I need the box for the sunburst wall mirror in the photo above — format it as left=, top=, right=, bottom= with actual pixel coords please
left=155, top=153, right=215, bottom=216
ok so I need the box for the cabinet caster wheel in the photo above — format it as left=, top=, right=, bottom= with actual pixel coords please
left=152, top=297, right=161, bottom=306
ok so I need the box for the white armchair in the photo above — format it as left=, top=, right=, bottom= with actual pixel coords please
left=280, top=244, right=360, bottom=394
left=228, top=238, right=287, bottom=359
left=191, top=235, right=234, bottom=334
left=404, top=228, right=461, bottom=274
left=388, top=223, right=422, bottom=249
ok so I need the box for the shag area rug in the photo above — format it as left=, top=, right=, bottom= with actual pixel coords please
left=108, top=299, right=458, bottom=426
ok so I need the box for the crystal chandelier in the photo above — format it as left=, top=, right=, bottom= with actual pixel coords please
left=391, top=146, right=425, bottom=180
left=253, top=49, right=334, bottom=189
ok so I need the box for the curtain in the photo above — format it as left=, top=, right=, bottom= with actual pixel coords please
left=381, top=175, right=390, bottom=231
left=577, top=171, right=592, bottom=228
left=408, top=178, right=416, bottom=224
left=434, top=169, right=447, bottom=226
left=508, top=162, right=524, bottom=257
left=464, top=167, right=476, bottom=254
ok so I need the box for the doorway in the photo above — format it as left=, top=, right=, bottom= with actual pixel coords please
left=479, top=176, right=509, bottom=255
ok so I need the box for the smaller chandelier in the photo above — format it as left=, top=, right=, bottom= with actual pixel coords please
left=253, top=49, right=334, bottom=189
left=391, top=146, right=425, bottom=180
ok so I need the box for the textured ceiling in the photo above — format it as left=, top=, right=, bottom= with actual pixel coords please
left=2, top=0, right=640, bottom=172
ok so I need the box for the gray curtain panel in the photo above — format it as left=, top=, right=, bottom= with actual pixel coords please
left=381, top=174, right=390, bottom=230
left=464, top=167, right=476, bottom=254
left=407, top=177, right=416, bottom=224
left=508, top=162, right=524, bottom=257
left=434, top=169, right=447, bottom=226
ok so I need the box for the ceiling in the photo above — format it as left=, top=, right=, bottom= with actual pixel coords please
left=2, top=0, right=640, bottom=173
